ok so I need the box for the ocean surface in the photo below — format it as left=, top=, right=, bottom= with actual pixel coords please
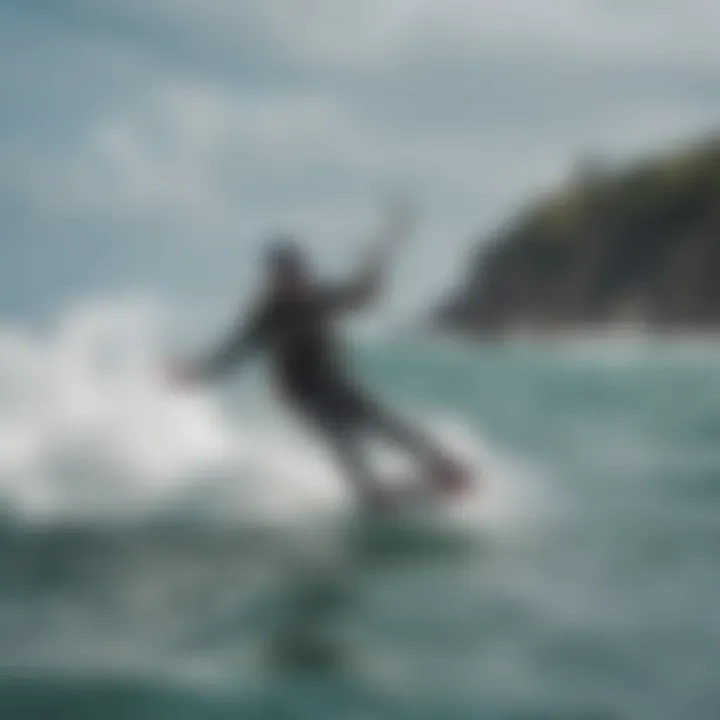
left=0, top=304, right=719, bottom=719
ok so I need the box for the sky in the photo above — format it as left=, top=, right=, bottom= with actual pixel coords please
left=2, top=0, right=720, bottom=324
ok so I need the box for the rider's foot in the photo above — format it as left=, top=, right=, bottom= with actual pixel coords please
left=430, top=456, right=474, bottom=497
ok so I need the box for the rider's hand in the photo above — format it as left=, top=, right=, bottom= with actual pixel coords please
left=164, top=359, right=198, bottom=389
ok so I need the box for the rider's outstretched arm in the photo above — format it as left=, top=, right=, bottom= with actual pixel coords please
left=190, top=299, right=271, bottom=382
left=327, top=203, right=415, bottom=313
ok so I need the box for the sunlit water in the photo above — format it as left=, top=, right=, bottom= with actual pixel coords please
left=0, top=303, right=719, bottom=719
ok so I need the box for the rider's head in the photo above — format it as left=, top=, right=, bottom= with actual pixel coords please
left=264, top=236, right=309, bottom=296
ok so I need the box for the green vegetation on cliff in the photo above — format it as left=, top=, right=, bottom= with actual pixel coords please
left=439, top=135, right=720, bottom=335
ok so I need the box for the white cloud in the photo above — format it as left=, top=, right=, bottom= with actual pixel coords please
left=76, top=0, right=720, bottom=70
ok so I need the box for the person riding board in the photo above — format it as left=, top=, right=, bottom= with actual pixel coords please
left=168, top=208, right=471, bottom=510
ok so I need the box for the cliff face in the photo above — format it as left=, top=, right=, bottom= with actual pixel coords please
left=438, top=136, right=720, bottom=336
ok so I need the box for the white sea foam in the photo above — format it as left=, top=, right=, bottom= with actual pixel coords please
left=0, top=299, right=536, bottom=529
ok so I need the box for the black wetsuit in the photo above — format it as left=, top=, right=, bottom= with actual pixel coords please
left=199, top=284, right=438, bottom=497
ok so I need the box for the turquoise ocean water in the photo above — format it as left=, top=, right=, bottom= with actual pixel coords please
left=0, top=309, right=719, bottom=719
